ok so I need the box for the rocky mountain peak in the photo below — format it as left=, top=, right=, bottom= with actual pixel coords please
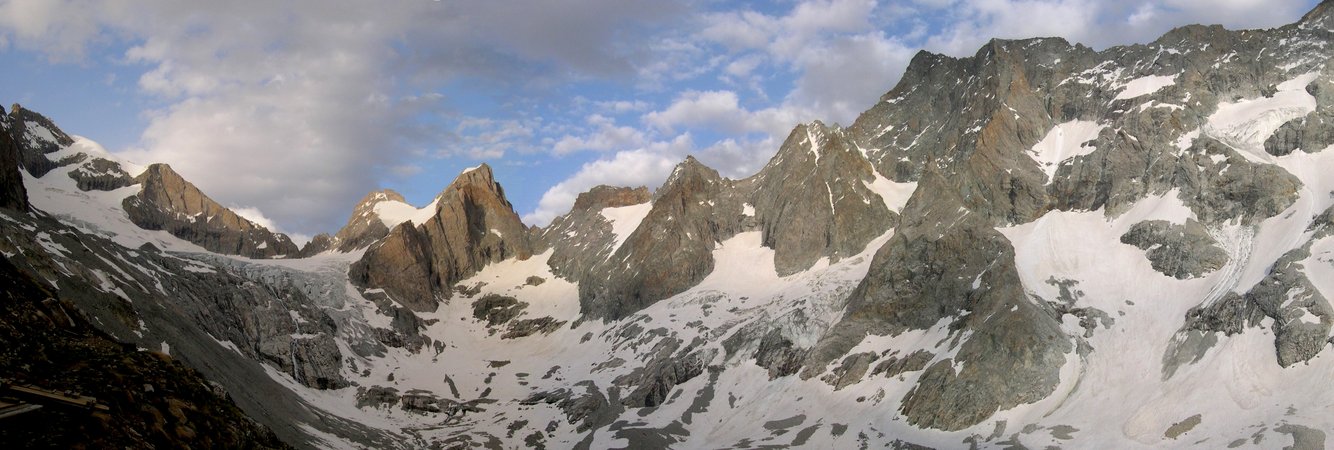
left=363, top=189, right=408, bottom=206
left=351, top=163, right=532, bottom=312
left=577, top=155, right=740, bottom=320
left=447, top=163, right=503, bottom=197
left=742, top=119, right=898, bottom=275
left=124, top=163, right=299, bottom=258
left=6, top=103, right=76, bottom=178
left=655, top=155, right=722, bottom=201
left=7, top=103, right=74, bottom=148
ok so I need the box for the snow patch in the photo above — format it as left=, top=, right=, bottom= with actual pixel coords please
left=865, top=172, right=917, bottom=213
left=1028, top=120, right=1107, bottom=181
left=372, top=198, right=438, bottom=229
left=1114, top=74, right=1177, bottom=100
left=1202, top=72, right=1319, bottom=163
left=600, top=202, right=653, bottom=254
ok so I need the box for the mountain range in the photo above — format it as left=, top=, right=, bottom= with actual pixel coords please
left=3, top=2, right=1334, bottom=448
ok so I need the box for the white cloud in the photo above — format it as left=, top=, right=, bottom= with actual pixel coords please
left=436, top=118, right=537, bottom=159
left=550, top=115, right=648, bottom=156
left=0, top=0, right=683, bottom=234
left=644, top=90, right=808, bottom=137
left=595, top=100, right=651, bottom=114
left=524, top=135, right=692, bottom=225
left=788, top=31, right=916, bottom=124
left=231, top=205, right=278, bottom=231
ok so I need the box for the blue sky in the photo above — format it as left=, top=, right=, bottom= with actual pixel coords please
left=0, top=0, right=1319, bottom=242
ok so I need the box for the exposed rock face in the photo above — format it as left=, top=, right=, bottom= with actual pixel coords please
left=548, top=121, right=912, bottom=319
left=1177, top=139, right=1301, bottom=225
left=571, top=185, right=652, bottom=212
left=849, top=40, right=1069, bottom=226
left=822, top=352, right=879, bottom=391
left=1245, top=246, right=1333, bottom=367
left=351, top=164, right=532, bottom=312
left=0, top=106, right=28, bottom=211
left=123, top=164, right=299, bottom=258
left=747, top=121, right=897, bottom=275
left=1300, top=0, right=1334, bottom=30
left=539, top=185, right=651, bottom=283
left=577, top=157, right=744, bottom=320
left=751, top=329, right=809, bottom=379
left=870, top=350, right=933, bottom=379
left=1264, top=66, right=1334, bottom=156
left=1121, top=219, right=1229, bottom=279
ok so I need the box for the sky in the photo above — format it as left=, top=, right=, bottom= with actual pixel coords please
left=0, top=0, right=1320, bottom=243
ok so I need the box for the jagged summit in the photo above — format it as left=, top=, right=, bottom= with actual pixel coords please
left=6, top=103, right=75, bottom=178
left=350, top=162, right=532, bottom=312
left=124, top=163, right=299, bottom=258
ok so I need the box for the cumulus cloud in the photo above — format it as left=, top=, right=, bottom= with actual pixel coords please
left=523, top=135, right=693, bottom=225
left=0, top=0, right=682, bottom=234
left=550, top=115, right=648, bottom=156
left=644, top=90, right=807, bottom=137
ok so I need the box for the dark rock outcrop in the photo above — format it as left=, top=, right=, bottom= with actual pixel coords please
left=752, top=329, right=809, bottom=379
left=351, top=164, right=532, bottom=312
left=870, top=350, right=934, bottom=379
left=571, top=185, right=652, bottom=212
left=67, top=154, right=135, bottom=191
left=822, top=352, right=879, bottom=390
left=0, top=106, right=28, bottom=211
left=296, top=233, right=335, bottom=257
left=1121, top=219, right=1229, bottom=279
left=123, top=164, right=299, bottom=258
